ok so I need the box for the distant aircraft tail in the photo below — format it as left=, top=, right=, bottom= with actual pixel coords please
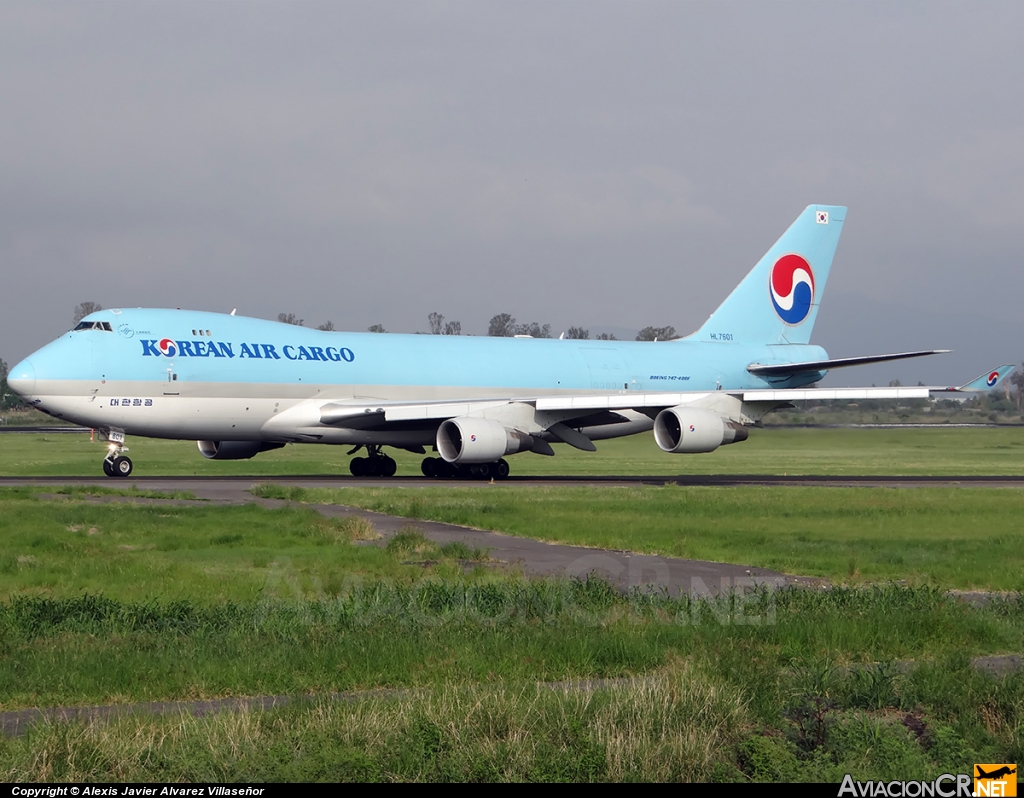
left=689, top=204, right=846, bottom=346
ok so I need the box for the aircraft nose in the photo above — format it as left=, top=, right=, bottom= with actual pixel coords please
left=7, top=358, right=36, bottom=398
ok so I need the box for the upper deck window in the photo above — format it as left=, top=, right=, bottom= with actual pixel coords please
left=72, top=321, right=113, bottom=332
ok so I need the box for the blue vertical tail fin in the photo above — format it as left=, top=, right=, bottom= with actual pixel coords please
left=689, top=205, right=846, bottom=345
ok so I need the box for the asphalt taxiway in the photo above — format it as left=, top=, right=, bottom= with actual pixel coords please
left=3, top=473, right=1024, bottom=490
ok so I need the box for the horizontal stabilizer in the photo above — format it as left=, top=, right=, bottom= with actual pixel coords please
left=947, top=364, right=1016, bottom=392
left=747, top=350, right=950, bottom=377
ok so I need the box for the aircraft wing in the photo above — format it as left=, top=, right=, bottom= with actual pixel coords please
left=319, top=386, right=929, bottom=426
left=536, top=386, right=933, bottom=410
left=317, top=363, right=1013, bottom=428
left=320, top=399, right=517, bottom=426
left=746, top=349, right=949, bottom=378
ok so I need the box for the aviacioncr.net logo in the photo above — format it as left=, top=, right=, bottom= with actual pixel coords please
left=839, top=773, right=974, bottom=797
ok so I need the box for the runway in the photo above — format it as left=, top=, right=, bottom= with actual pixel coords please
left=2, top=473, right=1024, bottom=489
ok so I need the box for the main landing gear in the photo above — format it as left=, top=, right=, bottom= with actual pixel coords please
left=102, top=445, right=133, bottom=478
left=346, top=447, right=510, bottom=480
left=420, top=457, right=510, bottom=480
left=348, top=445, right=397, bottom=477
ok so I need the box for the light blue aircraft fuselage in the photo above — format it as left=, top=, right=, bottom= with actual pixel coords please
left=16, top=310, right=829, bottom=398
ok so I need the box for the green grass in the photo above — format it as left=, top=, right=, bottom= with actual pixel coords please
left=0, top=491, right=1021, bottom=709
left=3, top=426, right=1024, bottom=476
left=1, top=490, right=1022, bottom=712
left=0, top=490, right=1022, bottom=780
left=48, top=485, right=200, bottom=500
left=254, top=484, right=1024, bottom=591
left=1, top=582, right=1022, bottom=711
left=1, top=592, right=1022, bottom=781
left=0, top=490, right=415, bottom=601
left=9, top=662, right=1020, bottom=783
left=0, top=406, right=78, bottom=426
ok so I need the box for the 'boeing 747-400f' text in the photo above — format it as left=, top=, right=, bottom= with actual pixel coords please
left=7, top=205, right=1014, bottom=478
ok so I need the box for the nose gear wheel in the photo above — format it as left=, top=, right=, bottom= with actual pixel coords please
left=102, top=442, right=133, bottom=478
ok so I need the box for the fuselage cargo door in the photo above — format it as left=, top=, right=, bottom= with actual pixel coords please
left=579, top=347, right=629, bottom=391
left=71, top=328, right=104, bottom=402
left=148, top=339, right=181, bottom=395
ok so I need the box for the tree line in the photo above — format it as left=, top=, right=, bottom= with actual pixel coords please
left=278, top=309, right=677, bottom=342
left=70, top=299, right=679, bottom=341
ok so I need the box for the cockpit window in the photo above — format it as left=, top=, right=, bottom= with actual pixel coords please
left=72, top=321, right=113, bottom=332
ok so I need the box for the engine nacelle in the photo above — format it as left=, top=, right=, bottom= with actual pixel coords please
left=436, top=417, right=535, bottom=464
left=653, top=407, right=749, bottom=454
left=197, top=440, right=286, bottom=460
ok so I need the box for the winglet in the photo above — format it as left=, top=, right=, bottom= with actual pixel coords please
left=952, top=364, right=1016, bottom=392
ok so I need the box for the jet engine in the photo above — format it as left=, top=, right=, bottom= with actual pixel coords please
left=436, top=417, right=536, bottom=463
left=652, top=407, right=749, bottom=454
left=197, top=440, right=286, bottom=460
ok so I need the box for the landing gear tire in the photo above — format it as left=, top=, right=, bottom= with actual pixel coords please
left=350, top=452, right=397, bottom=478
left=421, top=456, right=443, bottom=478
left=102, top=437, right=132, bottom=478
left=470, top=463, right=491, bottom=479
left=422, top=457, right=510, bottom=480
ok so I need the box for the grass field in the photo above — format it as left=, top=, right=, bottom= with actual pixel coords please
left=2, top=426, right=1024, bottom=477
left=4, top=659, right=1022, bottom=782
left=0, top=488, right=1022, bottom=780
left=2, top=426, right=1023, bottom=781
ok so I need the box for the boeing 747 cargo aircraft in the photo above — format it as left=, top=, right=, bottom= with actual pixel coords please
left=7, top=205, right=1014, bottom=478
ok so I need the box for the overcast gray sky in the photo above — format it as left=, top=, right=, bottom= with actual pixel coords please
left=1, top=1, right=1021, bottom=385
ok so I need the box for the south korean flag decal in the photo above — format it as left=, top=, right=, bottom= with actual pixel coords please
left=816, top=210, right=829, bottom=224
